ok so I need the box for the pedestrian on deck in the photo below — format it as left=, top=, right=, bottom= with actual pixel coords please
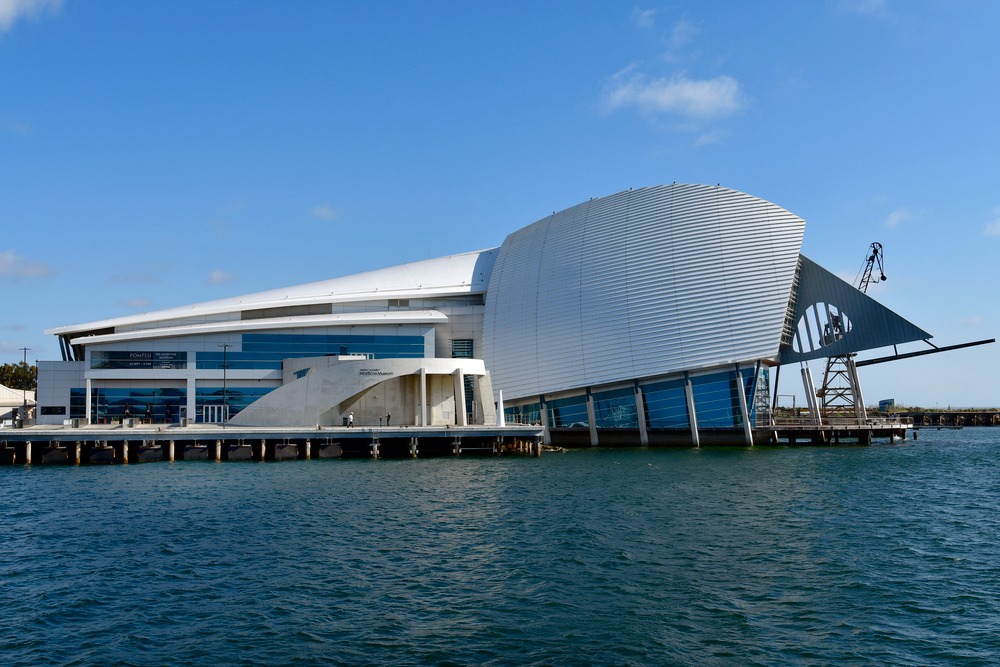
left=386, top=413, right=391, bottom=426
left=348, top=411, right=354, bottom=428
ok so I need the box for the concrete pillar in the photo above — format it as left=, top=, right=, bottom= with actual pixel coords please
left=410, top=436, right=418, bottom=458
left=74, top=441, right=82, bottom=465
left=304, top=439, right=311, bottom=460
left=120, top=441, right=129, bottom=465
left=634, top=381, right=649, bottom=446
left=454, top=369, right=468, bottom=427
left=735, top=364, right=754, bottom=447
left=452, top=436, right=461, bottom=456
left=85, top=377, right=93, bottom=423
left=214, top=439, right=222, bottom=462
left=24, top=441, right=32, bottom=465
left=684, top=373, right=700, bottom=448
left=539, top=396, right=551, bottom=445
left=167, top=440, right=175, bottom=462
left=586, top=390, right=598, bottom=447
left=187, top=377, right=197, bottom=426
left=371, top=440, right=380, bottom=459
left=419, top=367, right=427, bottom=426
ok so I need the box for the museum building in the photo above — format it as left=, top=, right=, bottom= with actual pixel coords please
left=36, top=184, right=931, bottom=444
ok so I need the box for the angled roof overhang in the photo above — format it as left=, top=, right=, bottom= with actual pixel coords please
left=778, top=255, right=931, bottom=365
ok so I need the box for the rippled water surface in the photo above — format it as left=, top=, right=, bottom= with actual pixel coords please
left=3, top=429, right=1000, bottom=666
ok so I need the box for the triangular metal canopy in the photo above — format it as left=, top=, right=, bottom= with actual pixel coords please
left=778, top=255, right=932, bottom=365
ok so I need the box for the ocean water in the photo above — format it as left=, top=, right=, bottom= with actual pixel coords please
left=2, top=429, right=999, bottom=666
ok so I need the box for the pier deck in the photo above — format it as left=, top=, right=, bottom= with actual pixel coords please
left=0, top=423, right=545, bottom=465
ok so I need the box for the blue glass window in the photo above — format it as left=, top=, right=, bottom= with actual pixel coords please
left=593, top=388, right=637, bottom=429
left=85, top=387, right=187, bottom=423
left=642, top=378, right=689, bottom=429
left=505, top=402, right=540, bottom=425
left=691, top=371, right=740, bottom=428
left=548, top=395, right=589, bottom=428
left=197, top=333, right=426, bottom=369
left=194, top=387, right=275, bottom=422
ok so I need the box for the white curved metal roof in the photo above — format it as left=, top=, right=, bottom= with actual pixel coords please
left=68, top=311, right=450, bottom=346
left=483, top=184, right=806, bottom=400
left=48, top=249, right=497, bottom=338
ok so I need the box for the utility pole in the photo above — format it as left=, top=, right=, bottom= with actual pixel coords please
left=19, top=346, right=30, bottom=428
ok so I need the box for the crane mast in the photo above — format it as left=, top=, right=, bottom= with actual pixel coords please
left=816, top=242, right=886, bottom=419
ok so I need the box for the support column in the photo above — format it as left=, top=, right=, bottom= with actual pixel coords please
left=74, top=441, right=82, bottom=465
left=214, top=439, right=222, bottom=462
left=167, top=440, right=175, bottom=462
left=735, top=364, right=754, bottom=447
left=800, top=365, right=821, bottom=424
left=24, top=441, right=32, bottom=465
left=539, top=396, right=550, bottom=445
left=847, top=357, right=868, bottom=422
left=586, top=389, right=598, bottom=447
left=684, top=373, right=700, bottom=448
left=634, top=381, right=649, bottom=446
left=186, top=377, right=197, bottom=425
left=304, top=439, right=311, bottom=460
left=409, top=436, right=418, bottom=458
left=454, top=370, right=467, bottom=426
left=419, top=367, right=427, bottom=427
left=85, top=377, right=93, bottom=423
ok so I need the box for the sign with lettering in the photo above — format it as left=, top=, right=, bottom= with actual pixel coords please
left=91, top=351, right=187, bottom=369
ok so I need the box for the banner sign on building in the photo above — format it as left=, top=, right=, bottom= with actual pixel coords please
left=91, top=351, right=187, bottom=369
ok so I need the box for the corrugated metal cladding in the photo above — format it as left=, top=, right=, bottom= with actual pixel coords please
left=483, top=184, right=806, bottom=400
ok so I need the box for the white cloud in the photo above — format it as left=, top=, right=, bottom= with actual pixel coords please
left=0, top=248, right=52, bottom=279
left=0, top=0, right=61, bottom=32
left=310, top=203, right=340, bottom=222
left=631, top=7, right=656, bottom=30
left=668, top=18, right=700, bottom=51
left=604, top=69, right=744, bottom=121
left=885, top=207, right=911, bottom=228
left=207, top=269, right=234, bottom=285
left=0, top=340, right=21, bottom=353
left=984, top=208, right=1000, bottom=237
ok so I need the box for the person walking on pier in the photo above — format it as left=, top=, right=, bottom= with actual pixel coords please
left=348, top=411, right=354, bottom=428
left=386, top=413, right=391, bottom=426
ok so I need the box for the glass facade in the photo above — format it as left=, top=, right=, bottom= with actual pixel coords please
left=194, top=387, right=275, bottom=422
left=642, top=378, right=689, bottom=429
left=690, top=372, right=740, bottom=427
left=91, top=351, right=186, bottom=370
left=547, top=395, right=589, bottom=428
left=505, top=402, right=541, bottom=425
left=81, top=387, right=187, bottom=423
left=196, top=333, right=426, bottom=370
left=593, top=387, right=637, bottom=429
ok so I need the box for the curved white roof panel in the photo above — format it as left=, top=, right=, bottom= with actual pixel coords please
left=483, top=184, right=806, bottom=400
left=48, top=249, right=497, bottom=337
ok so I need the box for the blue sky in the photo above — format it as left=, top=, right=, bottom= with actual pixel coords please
left=1, top=0, right=997, bottom=407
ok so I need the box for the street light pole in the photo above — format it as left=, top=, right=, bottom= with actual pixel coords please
left=19, top=347, right=30, bottom=428
left=219, top=343, right=231, bottom=428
